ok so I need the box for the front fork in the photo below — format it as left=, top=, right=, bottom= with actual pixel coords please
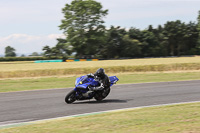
left=73, top=87, right=91, bottom=100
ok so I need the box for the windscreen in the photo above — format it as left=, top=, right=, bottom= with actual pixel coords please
left=81, top=76, right=90, bottom=84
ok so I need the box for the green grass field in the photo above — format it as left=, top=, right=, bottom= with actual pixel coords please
left=0, top=56, right=200, bottom=92
left=0, top=71, right=200, bottom=92
left=1, top=102, right=200, bottom=133
left=1, top=56, right=200, bottom=72
left=0, top=56, right=200, bottom=78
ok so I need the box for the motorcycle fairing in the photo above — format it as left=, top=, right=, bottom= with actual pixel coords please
left=109, top=76, right=119, bottom=86
left=74, top=75, right=119, bottom=92
left=75, top=75, right=99, bottom=90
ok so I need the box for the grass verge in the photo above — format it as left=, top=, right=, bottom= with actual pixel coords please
left=1, top=63, right=200, bottom=78
left=1, top=56, right=200, bottom=78
left=0, top=72, right=200, bottom=92
left=1, top=102, right=200, bottom=133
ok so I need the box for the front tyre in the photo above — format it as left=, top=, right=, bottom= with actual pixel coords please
left=65, top=90, right=76, bottom=104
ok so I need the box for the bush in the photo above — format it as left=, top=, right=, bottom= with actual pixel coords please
left=0, top=57, right=63, bottom=62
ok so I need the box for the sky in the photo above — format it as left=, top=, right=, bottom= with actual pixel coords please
left=0, top=0, right=200, bottom=56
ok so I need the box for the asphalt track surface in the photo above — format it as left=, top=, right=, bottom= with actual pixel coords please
left=0, top=80, right=200, bottom=126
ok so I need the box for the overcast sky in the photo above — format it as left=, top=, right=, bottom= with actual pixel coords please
left=0, top=0, right=200, bottom=55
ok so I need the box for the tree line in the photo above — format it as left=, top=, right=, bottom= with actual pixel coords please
left=43, top=0, right=200, bottom=59
left=4, top=46, right=42, bottom=57
left=4, top=0, right=200, bottom=59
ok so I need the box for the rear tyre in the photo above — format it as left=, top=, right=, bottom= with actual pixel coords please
left=94, top=88, right=110, bottom=101
left=102, top=87, right=110, bottom=98
left=94, top=92, right=104, bottom=101
left=65, top=90, right=76, bottom=104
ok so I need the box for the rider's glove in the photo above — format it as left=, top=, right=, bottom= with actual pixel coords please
left=89, top=83, right=104, bottom=91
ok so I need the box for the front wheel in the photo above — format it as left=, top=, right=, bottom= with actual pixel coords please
left=65, top=90, right=76, bottom=104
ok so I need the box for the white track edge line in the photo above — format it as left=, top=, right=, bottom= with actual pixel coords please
left=1, top=100, right=200, bottom=128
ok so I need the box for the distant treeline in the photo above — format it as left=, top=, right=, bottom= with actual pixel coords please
left=3, top=0, right=200, bottom=60
left=43, top=20, right=200, bottom=59
left=2, top=20, right=200, bottom=62
left=41, top=1, right=200, bottom=59
left=0, top=57, right=62, bottom=62
left=100, top=21, right=200, bottom=58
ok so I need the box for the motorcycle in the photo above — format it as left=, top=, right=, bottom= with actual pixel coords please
left=65, top=75, right=119, bottom=104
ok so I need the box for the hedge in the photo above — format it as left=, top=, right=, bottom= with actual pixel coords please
left=0, top=57, right=63, bottom=62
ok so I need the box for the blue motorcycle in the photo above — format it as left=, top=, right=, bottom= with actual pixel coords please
left=65, top=75, right=119, bottom=104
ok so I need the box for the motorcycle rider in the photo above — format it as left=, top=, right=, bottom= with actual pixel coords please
left=87, top=68, right=110, bottom=91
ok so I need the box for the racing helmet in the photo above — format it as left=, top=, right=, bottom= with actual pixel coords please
left=94, top=68, right=105, bottom=79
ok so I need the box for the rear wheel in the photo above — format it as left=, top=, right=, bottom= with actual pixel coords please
left=94, top=88, right=110, bottom=101
left=94, top=92, right=104, bottom=101
left=65, top=90, right=76, bottom=104
left=102, top=87, right=110, bottom=98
